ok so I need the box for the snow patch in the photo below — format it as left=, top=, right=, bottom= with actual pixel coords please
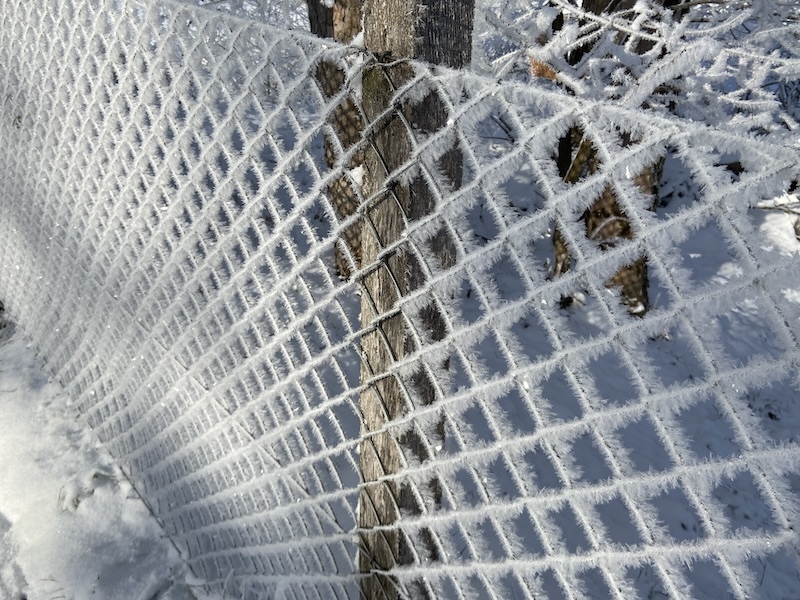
left=0, top=328, right=209, bottom=600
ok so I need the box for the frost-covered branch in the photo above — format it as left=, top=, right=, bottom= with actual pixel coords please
left=478, top=0, right=800, bottom=140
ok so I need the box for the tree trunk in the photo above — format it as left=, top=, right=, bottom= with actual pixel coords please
left=550, top=1, right=670, bottom=316
left=305, top=0, right=333, bottom=38
left=359, top=2, right=474, bottom=597
left=308, top=1, right=365, bottom=278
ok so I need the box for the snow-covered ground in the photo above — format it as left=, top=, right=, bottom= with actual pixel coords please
left=0, top=323, right=210, bottom=600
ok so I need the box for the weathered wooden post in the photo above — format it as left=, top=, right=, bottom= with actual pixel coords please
left=307, top=0, right=366, bottom=278
left=358, top=1, right=474, bottom=597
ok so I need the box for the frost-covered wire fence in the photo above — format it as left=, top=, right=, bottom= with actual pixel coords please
left=0, top=0, right=799, bottom=598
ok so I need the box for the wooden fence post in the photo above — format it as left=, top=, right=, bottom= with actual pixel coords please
left=358, top=2, right=474, bottom=598
left=308, top=0, right=366, bottom=278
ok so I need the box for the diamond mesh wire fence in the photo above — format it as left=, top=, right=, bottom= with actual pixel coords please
left=0, top=0, right=799, bottom=599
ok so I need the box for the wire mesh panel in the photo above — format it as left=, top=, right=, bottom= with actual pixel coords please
left=0, top=0, right=798, bottom=599
left=1, top=1, right=364, bottom=597
left=366, top=70, right=800, bottom=599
